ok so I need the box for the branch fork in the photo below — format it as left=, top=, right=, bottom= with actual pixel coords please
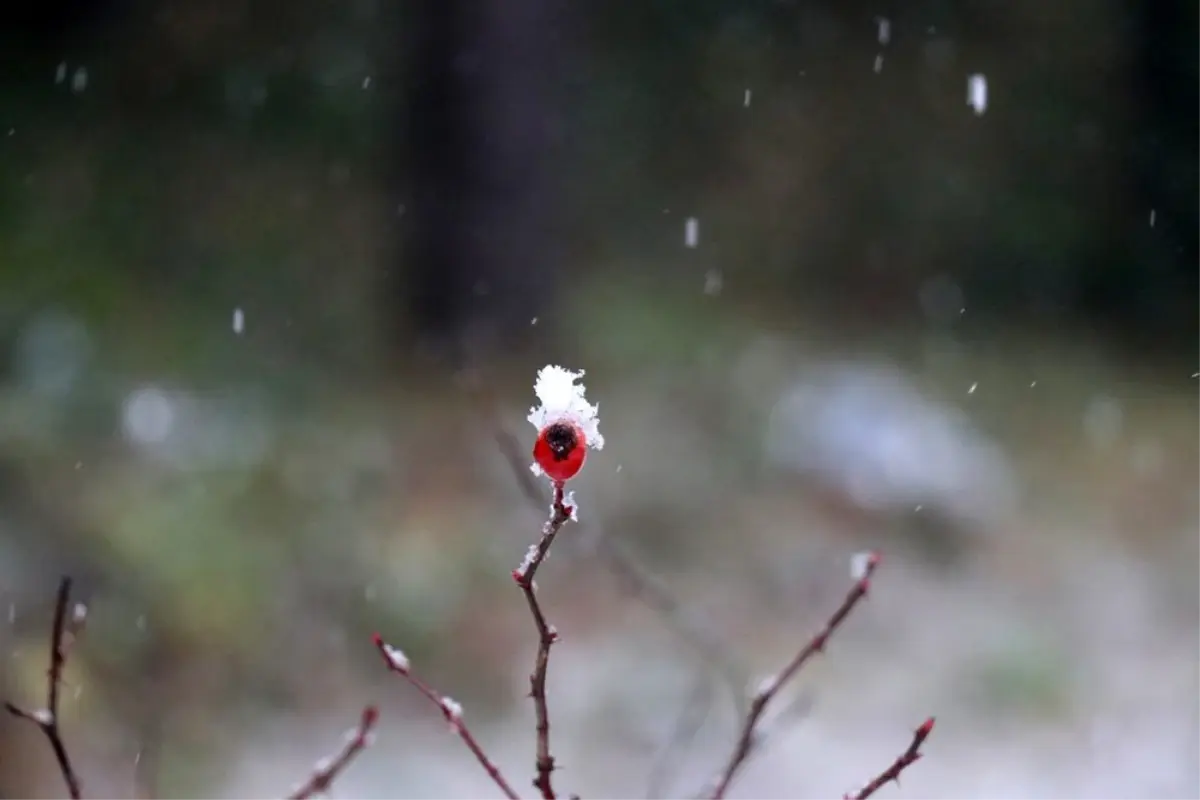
left=4, top=577, right=84, bottom=800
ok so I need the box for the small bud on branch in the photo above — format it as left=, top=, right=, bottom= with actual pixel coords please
left=844, top=717, right=936, bottom=799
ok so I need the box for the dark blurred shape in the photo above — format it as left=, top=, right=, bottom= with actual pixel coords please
left=765, top=360, right=1019, bottom=565
left=1118, top=0, right=1199, bottom=348
left=5, top=0, right=125, bottom=44
left=395, top=0, right=569, bottom=364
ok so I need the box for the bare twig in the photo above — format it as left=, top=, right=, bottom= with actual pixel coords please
left=373, top=634, right=521, bottom=800
left=709, top=552, right=885, bottom=799
left=287, top=705, right=380, bottom=800
left=844, top=717, right=935, bottom=800
left=511, top=481, right=573, bottom=800
left=4, top=576, right=83, bottom=799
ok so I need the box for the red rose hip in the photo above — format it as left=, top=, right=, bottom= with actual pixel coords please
left=533, top=421, right=587, bottom=482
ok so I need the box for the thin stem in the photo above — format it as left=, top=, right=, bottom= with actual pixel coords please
left=710, top=553, right=882, bottom=799
left=373, top=635, right=522, bottom=800
left=844, top=717, right=935, bottom=799
left=511, top=481, right=572, bottom=800
left=287, top=706, right=380, bottom=800
left=3, top=576, right=83, bottom=799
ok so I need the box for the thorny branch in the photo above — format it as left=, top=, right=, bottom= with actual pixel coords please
left=844, top=717, right=936, bottom=800
left=287, top=705, right=380, bottom=800
left=511, top=481, right=573, bottom=800
left=709, top=552, right=931, bottom=799
left=373, top=634, right=521, bottom=800
left=4, top=576, right=84, bottom=799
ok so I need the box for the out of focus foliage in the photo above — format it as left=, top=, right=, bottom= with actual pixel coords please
left=1, top=0, right=1195, bottom=364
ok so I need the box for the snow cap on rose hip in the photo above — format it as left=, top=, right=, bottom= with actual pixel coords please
left=528, top=365, right=604, bottom=482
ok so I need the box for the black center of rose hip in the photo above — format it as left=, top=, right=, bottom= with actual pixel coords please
left=544, top=422, right=578, bottom=461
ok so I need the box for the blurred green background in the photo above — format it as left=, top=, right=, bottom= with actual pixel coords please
left=0, top=0, right=1196, bottom=797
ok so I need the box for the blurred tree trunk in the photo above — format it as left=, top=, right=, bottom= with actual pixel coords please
left=5, top=0, right=123, bottom=44
left=1123, top=0, right=1198, bottom=344
left=395, top=0, right=568, bottom=365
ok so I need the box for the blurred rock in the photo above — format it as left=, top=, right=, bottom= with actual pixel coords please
left=765, top=360, right=1020, bottom=565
